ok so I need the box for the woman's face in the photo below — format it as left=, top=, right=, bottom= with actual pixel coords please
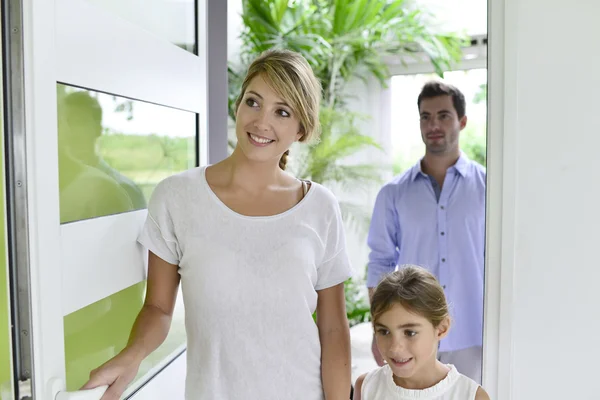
left=235, top=74, right=303, bottom=165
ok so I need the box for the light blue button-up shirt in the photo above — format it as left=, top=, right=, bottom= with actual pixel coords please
left=366, top=154, right=486, bottom=352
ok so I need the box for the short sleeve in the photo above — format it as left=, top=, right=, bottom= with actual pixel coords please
left=137, top=180, right=181, bottom=265
left=315, top=198, right=353, bottom=290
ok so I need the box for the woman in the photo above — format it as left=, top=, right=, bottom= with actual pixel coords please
left=83, top=49, right=353, bottom=399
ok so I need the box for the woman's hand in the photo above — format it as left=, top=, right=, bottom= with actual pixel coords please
left=81, top=348, right=143, bottom=400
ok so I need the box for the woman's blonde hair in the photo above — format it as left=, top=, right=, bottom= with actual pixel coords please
left=234, top=49, right=322, bottom=170
left=371, top=265, right=450, bottom=328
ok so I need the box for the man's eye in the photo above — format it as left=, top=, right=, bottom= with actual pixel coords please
left=405, top=330, right=417, bottom=337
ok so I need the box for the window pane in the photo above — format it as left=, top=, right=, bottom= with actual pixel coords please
left=63, top=283, right=187, bottom=392
left=84, top=0, right=196, bottom=53
left=57, top=84, right=196, bottom=224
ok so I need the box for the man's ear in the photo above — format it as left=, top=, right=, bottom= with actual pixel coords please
left=436, top=316, right=451, bottom=340
left=459, top=115, right=468, bottom=130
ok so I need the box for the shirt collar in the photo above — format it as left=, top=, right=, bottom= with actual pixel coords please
left=410, top=152, right=471, bottom=181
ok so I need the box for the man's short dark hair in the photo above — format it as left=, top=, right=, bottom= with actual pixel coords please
left=417, top=81, right=466, bottom=119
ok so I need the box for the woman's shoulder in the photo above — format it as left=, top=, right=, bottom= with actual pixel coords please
left=303, top=180, right=339, bottom=209
left=149, top=167, right=207, bottom=206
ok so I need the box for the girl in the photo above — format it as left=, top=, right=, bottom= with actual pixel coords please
left=354, top=266, right=489, bottom=400
left=83, top=49, right=353, bottom=400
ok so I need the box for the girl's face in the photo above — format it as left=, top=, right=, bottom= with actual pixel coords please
left=235, top=74, right=303, bottom=165
left=374, top=303, right=449, bottom=381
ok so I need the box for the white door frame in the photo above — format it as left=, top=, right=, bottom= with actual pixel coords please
left=8, top=0, right=227, bottom=398
left=482, top=0, right=517, bottom=398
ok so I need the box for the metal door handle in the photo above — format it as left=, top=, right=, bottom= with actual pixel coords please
left=55, top=385, right=109, bottom=400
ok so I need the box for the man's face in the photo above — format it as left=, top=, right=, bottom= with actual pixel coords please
left=419, top=95, right=466, bottom=155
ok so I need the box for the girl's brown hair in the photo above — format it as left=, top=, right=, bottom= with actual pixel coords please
left=371, top=265, right=449, bottom=328
left=234, top=48, right=322, bottom=170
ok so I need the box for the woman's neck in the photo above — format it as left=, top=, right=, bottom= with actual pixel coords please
left=215, top=149, right=288, bottom=191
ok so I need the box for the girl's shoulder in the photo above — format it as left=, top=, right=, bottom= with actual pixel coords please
left=354, top=365, right=390, bottom=400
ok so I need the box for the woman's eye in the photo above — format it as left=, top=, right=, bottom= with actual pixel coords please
left=277, top=109, right=290, bottom=117
left=245, top=98, right=258, bottom=107
left=376, top=329, right=389, bottom=336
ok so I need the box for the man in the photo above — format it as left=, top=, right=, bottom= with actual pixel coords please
left=62, top=91, right=148, bottom=210
left=366, top=81, right=486, bottom=383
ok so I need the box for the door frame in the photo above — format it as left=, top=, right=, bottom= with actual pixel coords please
left=5, top=0, right=228, bottom=398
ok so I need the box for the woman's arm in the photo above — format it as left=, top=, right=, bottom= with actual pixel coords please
left=317, top=282, right=351, bottom=400
left=82, top=251, right=180, bottom=400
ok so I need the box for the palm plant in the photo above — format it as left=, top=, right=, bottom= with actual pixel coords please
left=230, top=0, right=465, bottom=114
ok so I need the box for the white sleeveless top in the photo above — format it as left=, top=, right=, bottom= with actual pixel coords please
left=361, top=364, right=479, bottom=400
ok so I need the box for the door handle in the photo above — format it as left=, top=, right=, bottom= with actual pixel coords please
left=55, top=385, right=109, bottom=400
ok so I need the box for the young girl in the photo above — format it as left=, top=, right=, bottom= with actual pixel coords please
left=354, top=266, right=490, bottom=400
left=83, top=49, right=352, bottom=399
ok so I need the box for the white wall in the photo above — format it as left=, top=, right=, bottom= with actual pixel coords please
left=495, top=0, right=600, bottom=398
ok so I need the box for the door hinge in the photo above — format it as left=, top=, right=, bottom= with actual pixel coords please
left=18, top=378, right=32, bottom=399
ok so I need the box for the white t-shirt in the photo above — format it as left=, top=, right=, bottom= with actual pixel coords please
left=361, top=364, right=479, bottom=400
left=137, top=166, right=354, bottom=399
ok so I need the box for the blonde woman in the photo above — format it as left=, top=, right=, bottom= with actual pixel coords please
left=83, top=49, right=353, bottom=400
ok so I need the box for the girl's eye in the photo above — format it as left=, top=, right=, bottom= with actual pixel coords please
left=376, top=328, right=390, bottom=336
left=245, top=98, right=258, bottom=107
left=405, top=330, right=417, bottom=337
left=277, top=109, right=290, bottom=118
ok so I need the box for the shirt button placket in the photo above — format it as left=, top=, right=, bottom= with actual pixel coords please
left=438, top=196, right=448, bottom=289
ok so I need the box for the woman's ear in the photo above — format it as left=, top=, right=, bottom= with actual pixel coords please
left=436, top=316, right=451, bottom=340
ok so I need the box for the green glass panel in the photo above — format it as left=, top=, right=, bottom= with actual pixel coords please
left=63, top=283, right=187, bottom=391
left=56, top=84, right=196, bottom=224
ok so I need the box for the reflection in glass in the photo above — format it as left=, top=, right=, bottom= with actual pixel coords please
left=85, top=0, right=197, bottom=53
left=57, top=84, right=196, bottom=223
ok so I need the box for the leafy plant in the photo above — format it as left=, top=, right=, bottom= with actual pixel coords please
left=231, top=0, right=465, bottom=115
